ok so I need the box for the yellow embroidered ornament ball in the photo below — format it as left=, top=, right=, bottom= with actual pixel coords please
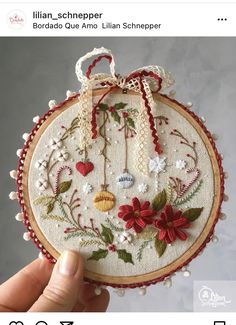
left=11, top=47, right=226, bottom=292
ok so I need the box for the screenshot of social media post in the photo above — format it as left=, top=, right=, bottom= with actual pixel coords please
left=0, top=1, right=235, bottom=323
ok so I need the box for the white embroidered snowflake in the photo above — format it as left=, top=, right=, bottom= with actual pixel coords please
left=49, top=137, right=62, bottom=150
left=56, top=149, right=69, bottom=161
left=175, top=159, right=187, bottom=170
left=36, top=178, right=48, bottom=191
left=119, top=231, right=133, bottom=244
left=35, top=159, right=47, bottom=170
left=149, top=156, right=167, bottom=173
left=83, top=182, right=93, bottom=194
left=138, top=183, right=148, bottom=193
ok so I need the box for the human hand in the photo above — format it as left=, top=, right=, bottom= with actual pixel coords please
left=0, top=250, right=109, bottom=312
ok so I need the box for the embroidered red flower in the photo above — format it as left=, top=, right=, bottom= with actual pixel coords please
left=154, top=205, right=190, bottom=243
left=118, top=197, right=156, bottom=233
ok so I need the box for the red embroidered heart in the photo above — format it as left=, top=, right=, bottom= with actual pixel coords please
left=76, top=161, right=94, bottom=176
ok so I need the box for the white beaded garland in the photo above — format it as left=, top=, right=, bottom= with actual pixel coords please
left=32, top=116, right=40, bottom=123
left=66, top=90, right=76, bottom=98
left=9, top=191, right=18, bottom=200
left=212, top=235, right=219, bottom=243
left=183, top=270, right=191, bottom=277
left=16, top=149, right=22, bottom=157
left=186, top=102, right=193, bottom=108
left=139, top=287, right=147, bottom=296
left=48, top=99, right=57, bottom=108
left=94, top=287, right=102, bottom=296
left=38, top=252, right=44, bottom=260
left=22, top=133, right=29, bottom=141
left=219, top=212, right=227, bottom=220
left=200, top=116, right=206, bottom=123
left=163, top=278, right=172, bottom=288
left=15, top=212, right=23, bottom=221
left=23, top=232, right=31, bottom=241
left=223, top=194, right=229, bottom=202
left=115, top=288, right=126, bottom=297
left=9, top=170, right=17, bottom=179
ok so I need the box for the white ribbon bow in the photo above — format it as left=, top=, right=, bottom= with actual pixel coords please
left=75, top=47, right=174, bottom=175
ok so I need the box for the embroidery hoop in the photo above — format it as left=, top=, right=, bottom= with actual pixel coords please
left=18, top=87, right=224, bottom=288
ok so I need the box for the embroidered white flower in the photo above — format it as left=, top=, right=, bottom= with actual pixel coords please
left=49, top=137, right=62, bottom=150
left=56, top=150, right=69, bottom=161
left=83, top=182, right=93, bottom=194
left=36, top=178, right=48, bottom=191
left=119, top=231, right=133, bottom=244
left=35, top=159, right=47, bottom=170
left=175, top=159, right=187, bottom=170
left=138, top=183, right=148, bottom=193
left=149, top=156, right=167, bottom=173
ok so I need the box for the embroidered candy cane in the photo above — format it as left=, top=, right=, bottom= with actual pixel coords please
left=54, top=166, right=72, bottom=195
left=177, top=168, right=200, bottom=198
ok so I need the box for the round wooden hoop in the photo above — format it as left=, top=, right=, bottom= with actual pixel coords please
left=21, top=88, right=223, bottom=287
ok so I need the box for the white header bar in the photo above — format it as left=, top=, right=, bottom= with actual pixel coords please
left=0, top=2, right=235, bottom=36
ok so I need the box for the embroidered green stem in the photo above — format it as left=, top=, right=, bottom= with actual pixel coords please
left=80, top=239, right=105, bottom=247
left=105, top=218, right=124, bottom=232
left=137, top=240, right=152, bottom=261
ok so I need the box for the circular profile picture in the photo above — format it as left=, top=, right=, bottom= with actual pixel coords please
left=7, top=10, right=26, bottom=29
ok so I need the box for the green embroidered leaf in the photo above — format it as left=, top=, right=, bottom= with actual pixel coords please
left=41, top=214, right=65, bottom=222
left=152, top=189, right=167, bottom=211
left=88, top=249, right=108, bottom=261
left=154, top=238, right=167, bottom=257
left=111, top=111, right=121, bottom=124
left=114, top=102, right=127, bottom=110
left=33, top=196, right=54, bottom=206
left=57, top=180, right=72, bottom=194
left=182, top=207, right=204, bottom=222
left=45, top=201, right=55, bottom=214
left=137, top=227, right=158, bottom=240
left=127, top=117, right=135, bottom=129
left=101, top=224, right=114, bottom=244
left=98, top=103, right=109, bottom=111
left=117, top=249, right=134, bottom=264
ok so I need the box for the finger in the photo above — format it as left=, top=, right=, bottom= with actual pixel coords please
left=29, top=250, right=83, bottom=312
left=72, top=283, right=110, bottom=312
left=83, top=288, right=110, bottom=312
left=71, top=283, right=96, bottom=312
left=0, top=257, right=53, bottom=312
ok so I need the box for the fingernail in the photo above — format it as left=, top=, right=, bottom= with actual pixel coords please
left=59, top=250, right=79, bottom=276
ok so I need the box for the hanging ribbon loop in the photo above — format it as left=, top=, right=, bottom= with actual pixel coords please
left=75, top=47, right=174, bottom=174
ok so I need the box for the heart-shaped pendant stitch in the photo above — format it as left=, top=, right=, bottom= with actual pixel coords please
left=76, top=160, right=94, bottom=176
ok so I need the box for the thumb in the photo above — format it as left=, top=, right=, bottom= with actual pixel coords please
left=29, top=250, right=83, bottom=312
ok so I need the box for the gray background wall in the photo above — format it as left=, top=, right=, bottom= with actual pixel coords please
left=0, top=37, right=235, bottom=312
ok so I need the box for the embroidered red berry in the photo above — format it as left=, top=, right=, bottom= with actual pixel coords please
left=76, top=160, right=94, bottom=176
left=108, top=244, right=116, bottom=252
left=108, top=106, right=115, bottom=112
left=122, top=112, right=129, bottom=118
